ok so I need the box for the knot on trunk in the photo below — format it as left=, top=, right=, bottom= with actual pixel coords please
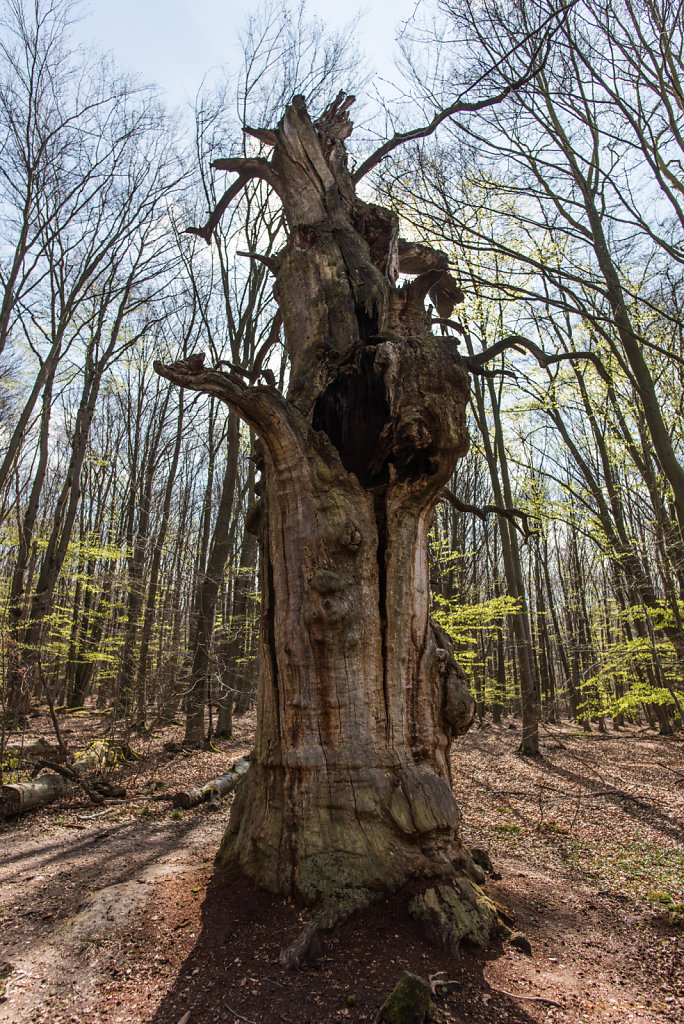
left=442, top=659, right=475, bottom=737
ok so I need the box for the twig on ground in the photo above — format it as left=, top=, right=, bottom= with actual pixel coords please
left=223, top=1002, right=257, bottom=1024
left=489, top=985, right=563, bottom=1008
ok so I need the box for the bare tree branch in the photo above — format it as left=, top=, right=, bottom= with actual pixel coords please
left=431, top=317, right=466, bottom=338
left=186, top=159, right=279, bottom=244
left=351, top=1, right=582, bottom=183
left=441, top=487, right=537, bottom=539
left=185, top=173, right=249, bottom=244
left=463, top=360, right=518, bottom=381
left=243, top=126, right=277, bottom=146
left=469, top=334, right=610, bottom=382
left=211, top=156, right=276, bottom=185
left=236, top=250, right=279, bottom=273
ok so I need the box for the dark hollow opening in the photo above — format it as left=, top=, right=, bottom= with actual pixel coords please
left=312, top=351, right=389, bottom=488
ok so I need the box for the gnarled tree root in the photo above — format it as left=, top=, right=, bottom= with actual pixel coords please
left=279, top=891, right=373, bottom=970
left=408, top=875, right=510, bottom=953
left=278, top=873, right=507, bottom=971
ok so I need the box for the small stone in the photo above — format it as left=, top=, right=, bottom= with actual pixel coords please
left=468, top=862, right=486, bottom=885
left=509, top=931, right=532, bottom=955
left=470, top=847, right=493, bottom=873
left=376, top=972, right=433, bottom=1024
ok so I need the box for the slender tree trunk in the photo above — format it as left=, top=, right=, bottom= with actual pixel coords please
left=135, top=395, right=184, bottom=726
left=217, top=452, right=259, bottom=733
left=5, top=370, right=55, bottom=722
left=468, top=367, right=539, bottom=753
left=23, top=368, right=101, bottom=653
left=117, top=392, right=170, bottom=716
left=184, top=411, right=241, bottom=746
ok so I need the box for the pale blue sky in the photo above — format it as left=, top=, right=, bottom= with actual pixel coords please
left=72, top=1, right=422, bottom=108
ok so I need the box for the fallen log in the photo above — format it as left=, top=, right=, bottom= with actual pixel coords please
left=2, top=739, right=65, bottom=761
left=171, top=757, right=250, bottom=810
left=1, top=772, right=73, bottom=817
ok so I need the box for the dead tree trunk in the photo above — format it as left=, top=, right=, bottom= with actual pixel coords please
left=156, top=95, right=500, bottom=939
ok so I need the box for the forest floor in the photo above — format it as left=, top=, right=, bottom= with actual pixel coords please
left=0, top=712, right=683, bottom=1024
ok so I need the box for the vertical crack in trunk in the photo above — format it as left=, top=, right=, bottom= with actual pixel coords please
left=311, top=350, right=389, bottom=488
left=264, top=535, right=280, bottom=738
left=374, top=488, right=391, bottom=747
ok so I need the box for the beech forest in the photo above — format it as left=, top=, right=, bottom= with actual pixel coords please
left=1, top=2, right=683, bottom=1024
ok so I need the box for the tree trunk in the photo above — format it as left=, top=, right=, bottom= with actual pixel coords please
left=184, top=410, right=241, bottom=746
left=466, top=357, right=540, bottom=753
left=156, top=94, right=499, bottom=929
left=5, top=369, right=55, bottom=723
left=216, top=456, right=259, bottom=733
left=135, top=394, right=185, bottom=725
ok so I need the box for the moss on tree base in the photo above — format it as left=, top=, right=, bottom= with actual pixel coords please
left=408, top=877, right=509, bottom=953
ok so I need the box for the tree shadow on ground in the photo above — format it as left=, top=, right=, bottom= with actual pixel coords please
left=0, top=814, right=211, bottom=957
left=149, top=864, right=540, bottom=1024
left=457, top=724, right=684, bottom=846
left=538, top=759, right=683, bottom=845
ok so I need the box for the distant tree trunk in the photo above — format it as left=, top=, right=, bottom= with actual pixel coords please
left=5, top=369, right=55, bottom=723
left=184, top=410, right=241, bottom=746
left=156, top=93, right=501, bottom=927
left=135, top=394, right=184, bottom=726
left=118, top=397, right=168, bottom=715
left=216, top=451, right=259, bottom=735
left=23, top=356, right=104, bottom=657
left=466, top=362, right=539, bottom=753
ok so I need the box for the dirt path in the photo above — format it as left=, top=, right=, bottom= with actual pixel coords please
left=0, top=814, right=224, bottom=1023
left=1, top=717, right=682, bottom=1024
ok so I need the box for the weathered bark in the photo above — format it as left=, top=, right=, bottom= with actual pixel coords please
left=156, top=95, right=495, bottom=926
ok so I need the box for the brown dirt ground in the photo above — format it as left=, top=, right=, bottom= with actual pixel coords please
left=1, top=712, right=683, bottom=1024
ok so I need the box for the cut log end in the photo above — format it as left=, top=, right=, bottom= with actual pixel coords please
left=0, top=773, right=73, bottom=817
